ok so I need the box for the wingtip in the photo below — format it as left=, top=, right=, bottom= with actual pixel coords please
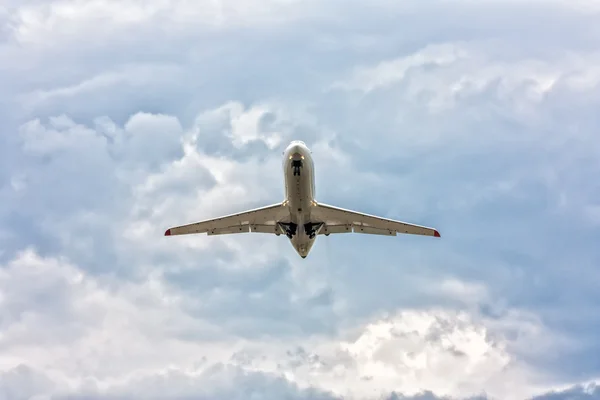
left=434, top=230, right=441, bottom=238
left=164, top=229, right=171, bottom=236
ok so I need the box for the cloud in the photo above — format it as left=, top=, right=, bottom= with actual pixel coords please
left=533, top=383, right=600, bottom=400
left=0, top=249, right=563, bottom=400
left=2, top=0, right=600, bottom=399
left=0, top=257, right=591, bottom=400
left=330, top=43, right=470, bottom=94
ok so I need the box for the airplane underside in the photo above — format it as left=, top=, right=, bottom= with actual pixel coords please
left=163, top=140, right=440, bottom=258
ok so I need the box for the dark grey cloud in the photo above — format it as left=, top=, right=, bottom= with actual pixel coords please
left=2, top=363, right=599, bottom=400
left=533, top=383, right=600, bottom=400
left=0, top=363, right=341, bottom=400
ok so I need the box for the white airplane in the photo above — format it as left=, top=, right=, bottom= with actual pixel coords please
left=164, top=140, right=440, bottom=258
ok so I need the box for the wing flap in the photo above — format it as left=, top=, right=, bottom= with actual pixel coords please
left=354, top=225, right=397, bottom=236
left=250, top=224, right=282, bottom=234
left=319, top=224, right=352, bottom=235
left=312, top=202, right=440, bottom=238
left=203, top=224, right=283, bottom=236
left=165, top=203, right=289, bottom=236
left=207, top=225, right=250, bottom=235
left=318, top=224, right=399, bottom=236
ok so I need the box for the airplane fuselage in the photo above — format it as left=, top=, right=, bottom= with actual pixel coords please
left=282, top=140, right=318, bottom=258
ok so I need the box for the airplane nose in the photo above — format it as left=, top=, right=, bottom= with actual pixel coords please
left=284, top=141, right=309, bottom=164
left=289, top=144, right=301, bottom=154
left=287, top=144, right=304, bottom=159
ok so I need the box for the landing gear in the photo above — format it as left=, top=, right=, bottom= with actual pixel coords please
left=279, top=222, right=298, bottom=239
left=279, top=222, right=322, bottom=239
left=304, top=222, right=323, bottom=239
left=291, top=160, right=303, bottom=176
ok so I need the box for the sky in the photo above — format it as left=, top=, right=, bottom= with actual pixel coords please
left=1, top=0, right=600, bottom=399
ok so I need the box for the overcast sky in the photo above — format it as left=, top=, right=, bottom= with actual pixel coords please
left=1, top=0, right=600, bottom=399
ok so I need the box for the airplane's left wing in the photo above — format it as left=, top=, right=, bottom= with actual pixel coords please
left=311, top=202, right=440, bottom=238
left=164, top=203, right=290, bottom=236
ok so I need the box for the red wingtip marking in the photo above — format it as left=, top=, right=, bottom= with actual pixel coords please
left=164, top=229, right=171, bottom=236
left=434, top=230, right=441, bottom=237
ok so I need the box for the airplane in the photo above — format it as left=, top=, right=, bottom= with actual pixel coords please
left=164, top=140, right=440, bottom=258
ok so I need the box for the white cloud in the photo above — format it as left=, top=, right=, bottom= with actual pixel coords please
left=6, top=0, right=315, bottom=48
left=2, top=0, right=600, bottom=399
left=3, top=97, right=587, bottom=398
left=194, top=101, right=284, bottom=150
left=332, top=41, right=600, bottom=120
left=330, top=43, right=470, bottom=94
left=3, top=88, right=599, bottom=400
left=18, top=64, right=183, bottom=110
left=0, top=249, right=568, bottom=400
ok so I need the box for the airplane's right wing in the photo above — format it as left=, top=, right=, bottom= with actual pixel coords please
left=311, top=202, right=440, bottom=238
left=164, top=203, right=290, bottom=236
